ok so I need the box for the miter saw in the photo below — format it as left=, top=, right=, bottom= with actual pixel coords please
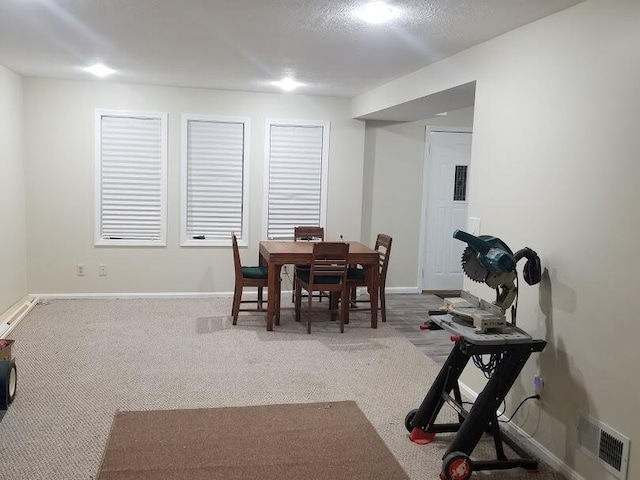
left=443, top=230, right=541, bottom=333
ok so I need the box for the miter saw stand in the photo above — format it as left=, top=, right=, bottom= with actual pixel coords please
left=406, top=231, right=545, bottom=480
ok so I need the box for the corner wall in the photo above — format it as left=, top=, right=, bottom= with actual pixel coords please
left=355, top=0, right=640, bottom=478
left=24, top=79, right=365, bottom=294
left=0, top=65, right=27, bottom=314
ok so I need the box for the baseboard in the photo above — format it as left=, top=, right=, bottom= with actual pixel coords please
left=386, top=287, right=422, bottom=294
left=457, top=382, right=585, bottom=480
left=36, top=287, right=424, bottom=300
left=35, top=292, right=235, bottom=300
left=422, top=289, right=461, bottom=298
left=0, top=295, right=40, bottom=338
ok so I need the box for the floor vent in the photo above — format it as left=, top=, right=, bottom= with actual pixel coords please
left=577, top=413, right=630, bottom=479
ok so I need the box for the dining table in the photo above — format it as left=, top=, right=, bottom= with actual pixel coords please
left=259, top=241, right=380, bottom=331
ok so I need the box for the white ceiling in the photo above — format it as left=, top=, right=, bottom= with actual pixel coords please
left=0, top=0, right=584, bottom=97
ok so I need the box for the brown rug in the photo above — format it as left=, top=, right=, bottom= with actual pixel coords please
left=97, top=401, right=410, bottom=480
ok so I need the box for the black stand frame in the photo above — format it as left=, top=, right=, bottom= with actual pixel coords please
left=409, top=321, right=546, bottom=476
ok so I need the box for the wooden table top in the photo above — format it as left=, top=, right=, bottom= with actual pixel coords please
left=260, top=241, right=379, bottom=264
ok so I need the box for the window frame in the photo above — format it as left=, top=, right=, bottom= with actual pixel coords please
left=94, top=109, right=168, bottom=247
left=262, top=118, right=330, bottom=240
left=180, top=113, right=251, bottom=247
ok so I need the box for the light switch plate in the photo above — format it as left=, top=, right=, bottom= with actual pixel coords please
left=468, top=217, right=481, bottom=235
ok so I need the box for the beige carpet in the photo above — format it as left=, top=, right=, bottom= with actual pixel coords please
left=0, top=297, right=567, bottom=480
left=97, top=401, right=410, bottom=480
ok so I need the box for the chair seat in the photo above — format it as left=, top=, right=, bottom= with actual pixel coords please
left=347, top=267, right=366, bottom=280
left=242, top=266, right=269, bottom=279
left=297, top=270, right=342, bottom=285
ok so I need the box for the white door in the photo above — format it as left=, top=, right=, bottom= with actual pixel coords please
left=423, top=130, right=472, bottom=291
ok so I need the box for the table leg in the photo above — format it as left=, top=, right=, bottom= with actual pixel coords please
left=275, top=264, right=282, bottom=326
left=260, top=253, right=274, bottom=331
left=265, top=263, right=282, bottom=331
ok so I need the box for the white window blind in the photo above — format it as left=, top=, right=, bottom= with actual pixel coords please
left=95, top=110, right=167, bottom=246
left=265, top=121, right=329, bottom=240
left=181, top=116, right=248, bottom=246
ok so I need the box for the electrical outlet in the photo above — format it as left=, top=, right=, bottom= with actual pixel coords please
left=99, top=264, right=108, bottom=276
left=283, top=265, right=288, bottom=274
left=77, top=264, right=85, bottom=276
left=534, top=375, right=544, bottom=396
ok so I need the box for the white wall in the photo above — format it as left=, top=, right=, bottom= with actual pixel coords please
left=0, top=65, right=27, bottom=314
left=362, top=108, right=474, bottom=290
left=24, top=79, right=365, bottom=294
left=355, top=1, right=640, bottom=478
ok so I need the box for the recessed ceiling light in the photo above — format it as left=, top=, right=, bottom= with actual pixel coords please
left=354, top=1, right=400, bottom=24
left=83, top=63, right=115, bottom=78
left=274, top=77, right=303, bottom=92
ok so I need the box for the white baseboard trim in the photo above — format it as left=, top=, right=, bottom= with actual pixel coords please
left=386, top=287, right=422, bottom=294
left=0, top=295, right=40, bottom=338
left=35, top=292, right=235, bottom=300
left=36, top=287, right=423, bottom=301
left=457, top=382, right=585, bottom=480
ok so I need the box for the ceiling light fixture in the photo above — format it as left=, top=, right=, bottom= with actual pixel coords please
left=354, top=1, right=400, bottom=24
left=274, top=77, right=303, bottom=92
left=83, top=63, right=115, bottom=78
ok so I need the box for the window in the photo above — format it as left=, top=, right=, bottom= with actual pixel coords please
left=181, top=115, right=249, bottom=246
left=453, top=165, right=468, bottom=201
left=95, top=110, right=167, bottom=246
left=264, top=120, right=329, bottom=240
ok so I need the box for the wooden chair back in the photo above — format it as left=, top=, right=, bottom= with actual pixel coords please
left=375, top=234, right=393, bottom=282
left=308, top=242, right=349, bottom=290
left=294, top=226, right=325, bottom=242
left=231, top=233, right=242, bottom=279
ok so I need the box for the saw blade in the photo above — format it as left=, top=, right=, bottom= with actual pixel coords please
left=461, top=246, right=489, bottom=282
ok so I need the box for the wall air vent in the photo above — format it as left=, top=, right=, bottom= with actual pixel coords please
left=577, top=413, right=630, bottom=480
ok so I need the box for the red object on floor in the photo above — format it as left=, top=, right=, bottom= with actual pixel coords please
left=409, top=427, right=436, bottom=445
left=419, top=324, right=429, bottom=330
left=450, top=335, right=461, bottom=342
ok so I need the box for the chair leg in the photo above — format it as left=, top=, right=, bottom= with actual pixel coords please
left=275, top=280, right=281, bottom=326
left=344, top=295, right=350, bottom=325
left=330, top=293, right=338, bottom=322
left=232, top=284, right=242, bottom=325
left=295, top=283, right=302, bottom=322
left=307, top=291, right=313, bottom=334
left=291, top=269, right=296, bottom=303
left=380, top=282, right=386, bottom=322
left=350, top=287, right=357, bottom=308
left=257, top=286, right=263, bottom=310
left=340, top=288, right=348, bottom=333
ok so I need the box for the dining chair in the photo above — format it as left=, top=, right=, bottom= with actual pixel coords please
left=294, top=242, right=349, bottom=334
left=291, top=226, right=326, bottom=304
left=231, top=233, right=273, bottom=325
left=346, top=234, right=393, bottom=322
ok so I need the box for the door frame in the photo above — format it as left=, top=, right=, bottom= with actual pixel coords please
left=417, top=126, right=473, bottom=291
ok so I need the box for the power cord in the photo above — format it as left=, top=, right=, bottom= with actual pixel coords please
left=465, top=399, right=507, bottom=418
left=283, top=266, right=294, bottom=290
left=498, top=394, right=540, bottom=423
left=510, top=272, right=519, bottom=326
left=472, top=353, right=504, bottom=379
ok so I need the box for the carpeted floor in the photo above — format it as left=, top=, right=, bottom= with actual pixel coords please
left=0, top=296, right=566, bottom=480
